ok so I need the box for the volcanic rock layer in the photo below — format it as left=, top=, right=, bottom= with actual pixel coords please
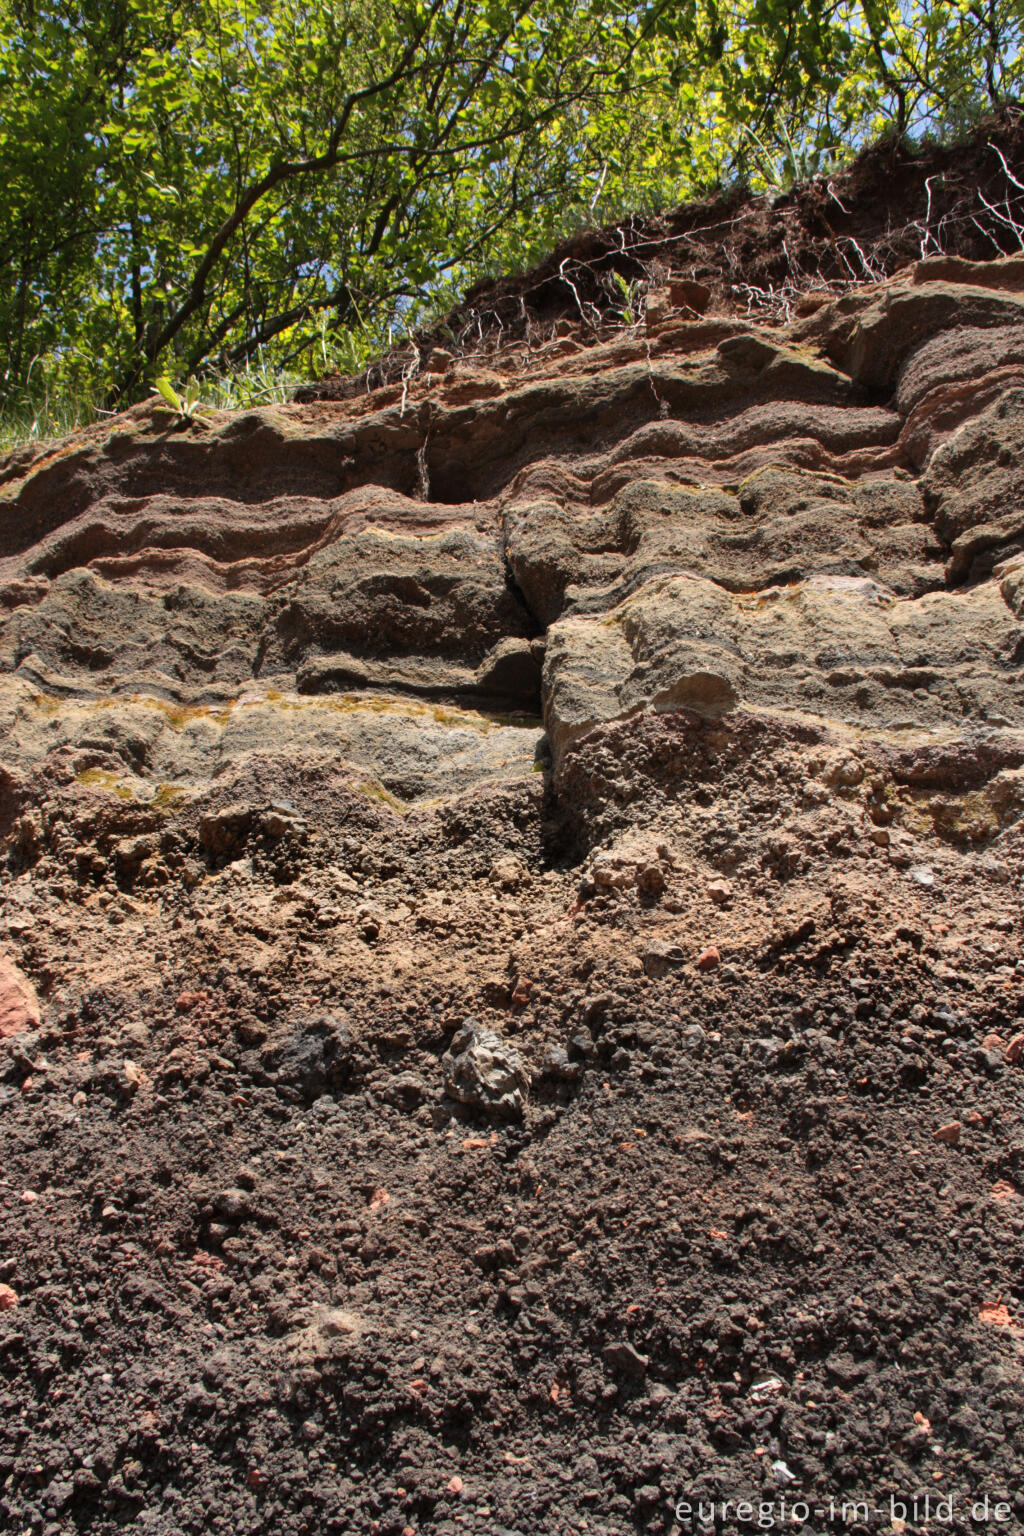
left=1, top=248, right=1023, bottom=1535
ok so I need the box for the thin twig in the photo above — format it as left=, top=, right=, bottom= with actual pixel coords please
left=989, top=141, right=1024, bottom=194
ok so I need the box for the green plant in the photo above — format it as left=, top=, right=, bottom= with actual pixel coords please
left=612, top=271, right=639, bottom=326
left=153, top=374, right=210, bottom=425
left=0, top=389, right=100, bottom=455
left=743, top=122, right=845, bottom=192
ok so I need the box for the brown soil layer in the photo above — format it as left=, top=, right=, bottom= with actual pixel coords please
left=300, top=107, right=1024, bottom=399
left=2, top=121, right=1024, bottom=1536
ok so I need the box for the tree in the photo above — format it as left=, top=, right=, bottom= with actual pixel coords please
left=1, top=0, right=698, bottom=406
left=1, top=0, right=1021, bottom=417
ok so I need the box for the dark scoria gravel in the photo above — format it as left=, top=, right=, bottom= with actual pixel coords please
left=2, top=947, right=1023, bottom=1536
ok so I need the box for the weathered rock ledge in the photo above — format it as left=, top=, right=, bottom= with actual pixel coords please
left=2, top=251, right=1024, bottom=810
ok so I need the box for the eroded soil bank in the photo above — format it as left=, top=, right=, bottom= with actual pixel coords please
left=2, top=120, right=1024, bottom=1536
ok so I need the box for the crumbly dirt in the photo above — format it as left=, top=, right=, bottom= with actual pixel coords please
left=300, top=108, right=1024, bottom=399
left=3, top=713, right=1024, bottom=1536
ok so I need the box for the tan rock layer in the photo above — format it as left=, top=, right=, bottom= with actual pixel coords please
left=0, top=260, right=1023, bottom=798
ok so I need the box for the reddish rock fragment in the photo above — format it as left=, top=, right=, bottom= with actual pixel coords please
left=668, top=278, right=711, bottom=314
left=511, top=977, right=532, bottom=1009
left=696, top=946, right=721, bottom=971
left=0, top=956, right=40, bottom=1039
left=933, top=1122, right=961, bottom=1145
left=979, top=1301, right=1017, bottom=1328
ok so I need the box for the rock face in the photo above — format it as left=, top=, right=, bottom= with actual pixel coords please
left=2, top=258, right=1023, bottom=794
left=2, top=236, right=1024, bottom=1533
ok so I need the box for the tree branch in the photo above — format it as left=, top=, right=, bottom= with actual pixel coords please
left=107, top=1, right=446, bottom=402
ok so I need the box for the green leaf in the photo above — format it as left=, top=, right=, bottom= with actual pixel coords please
left=154, top=375, right=183, bottom=413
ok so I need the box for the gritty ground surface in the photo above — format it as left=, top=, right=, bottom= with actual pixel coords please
left=2, top=121, right=1024, bottom=1536
left=2, top=735, right=1024, bottom=1536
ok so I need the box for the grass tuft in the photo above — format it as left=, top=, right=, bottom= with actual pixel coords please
left=0, top=361, right=306, bottom=458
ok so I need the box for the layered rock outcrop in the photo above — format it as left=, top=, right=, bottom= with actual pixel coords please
left=2, top=233, right=1024, bottom=1536
left=2, top=252, right=1023, bottom=798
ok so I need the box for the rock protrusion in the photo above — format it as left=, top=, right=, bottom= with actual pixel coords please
left=441, top=1021, right=529, bottom=1120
